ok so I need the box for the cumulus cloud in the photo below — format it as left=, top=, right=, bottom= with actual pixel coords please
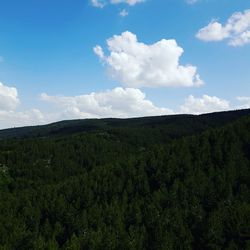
left=196, top=9, right=250, bottom=46
left=0, top=109, right=47, bottom=129
left=0, top=82, right=49, bottom=129
left=180, top=95, right=230, bottom=114
left=0, top=82, right=20, bottom=111
left=40, top=87, right=174, bottom=119
left=1, top=84, right=249, bottom=129
left=94, top=31, right=203, bottom=88
left=196, top=21, right=231, bottom=41
left=237, top=96, right=250, bottom=109
left=91, top=0, right=143, bottom=8
left=1, top=83, right=249, bottom=130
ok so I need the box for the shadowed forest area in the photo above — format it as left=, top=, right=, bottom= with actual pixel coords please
left=0, top=109, right=250, bottom=249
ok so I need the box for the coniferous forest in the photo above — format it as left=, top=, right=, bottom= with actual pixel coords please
left=0, top=110, right=250, bottom=250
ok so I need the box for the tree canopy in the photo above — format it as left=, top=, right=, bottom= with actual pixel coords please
left=0, top=110, right=250, bottom=249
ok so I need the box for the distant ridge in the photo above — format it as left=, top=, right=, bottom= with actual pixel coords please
left=0, top=108, right=250, bottom=140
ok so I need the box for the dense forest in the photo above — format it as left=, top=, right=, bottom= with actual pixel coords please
left=0, top=110, right=250, bottom=249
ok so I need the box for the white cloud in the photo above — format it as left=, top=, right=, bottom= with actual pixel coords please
left=90, top=0, right=106, bottom=8
left=93, top=45, right=105, bottom=59
left=196, top=9, right=250, bottom=46
left=229, top=30, right=250, bottom=46
left=41, top=87, right=174, bottom=119
left=91, top=0, right=143, bottom=8
left=0, top=82, right=20, bottom=111
left=1, top=83, right=249, bottom=130
left=119, top=9, right=129, bottom=17
left=0, top=82, right=49, bottom=129
left=0, top=109, right=47, bottom=129
left=237, top=96, right=250, bottom=109
left=1, top=84, right=248, bottom=129
left=94, top=31, right=203, bottom=88
left=196, top=21, right=231, bottom=41
left=180, top=95, right=230, bottom=114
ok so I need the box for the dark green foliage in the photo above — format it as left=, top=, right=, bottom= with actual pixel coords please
left=0, top=110, right=250, bottom=249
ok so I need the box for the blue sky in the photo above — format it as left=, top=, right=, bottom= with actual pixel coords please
left=0, top=0, right=249, bottom=128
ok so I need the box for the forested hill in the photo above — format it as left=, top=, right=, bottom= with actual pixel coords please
left=0, top=109, right=250, bottom=249
left=1, top=108, right=250, bottom=140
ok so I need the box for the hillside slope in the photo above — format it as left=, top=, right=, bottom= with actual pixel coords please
left=0, top=109, right=250, bottom=249
left=0, top=109, right=250, bottom=140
